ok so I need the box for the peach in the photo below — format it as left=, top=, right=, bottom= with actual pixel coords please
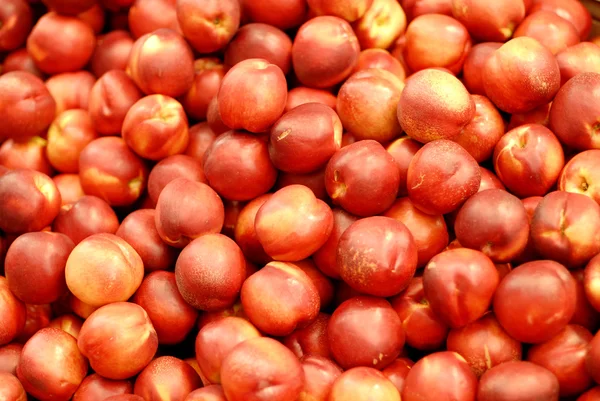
left=0, top=71, right=56, bottom=141
left=196, top=300, right=247, bottom=330
left=88, top=70, right=143, bottom=136
left=217, top=58, right=287, bottom=133
left=255, top=185, right=333, bottom=261
left=353, top=48, right=406, bottom=80
left=462, top=42, right=502, bottom=96
left=48, top=314, right=83, bottom=339
left=403, top=14, right=471, bottom=74
left=241, top=261, right=320, bottom=336
left=299, top=356, right=342, bottom=401
left=352, top=0, right=406, bottom=50
left=483, top=37, right=560, bottom=114
left=557, top=42, right=600, bottom=85
left=0, top=0, right=32, bottom=52
left=571, top=270, right=600, bottom=331
left=78, top=4, right=106, bottom=35
left=329, top=367, right=400, bottom=401
left=27, top=13, right=95, bottom=74
left=177, top=0, right=239, bottom=53
left=53, top=195, right=119, bottom=244
left=127, top=28, right=195, bottom=97
left=276, top=169, right=329, bottom=201
left=493, top=124, right=565, bottom=197
left=206, top=96, right=230, bottom=135
left=507, top=102, right=552, bottom=130
left=307, top=0, right=372, bottom=22
left=175, top=234, right=245, bottom=311
left=451, top=0, right=525, bottom=41
left=72, top=374, right=134, bottom=401
left=0, top=277, right=26, bottom=346
left=2, top=48, right=43, bottom=78
left=233, top=194, right=272, bottom=264
left=128, top=0, right=180, bottom=39
left=382, top=358, right=414, bottom=394
left=579, top=387, right=600, bottom=401
left=69, top=295, right=99, bottom=319
left=587, top=330, right=600, bottom=384
left=312, top=208, right=358, bottom=279
left=0, top=137, right=53, bottom=176
left=550, top=72, right=600, bottom=150
left=283, top=313, right=331, bottom=359
left=204, top=130, right=277, bottom=200
left=294, top=259, right=334, bottom=309
left=270, top=102, right=342, bottom=173
left=148, top=156, right=205, bottom=205
left=16, top=304, right=53, bottom=344
left=180, top=58, right=225, bottom=122
left=386, top=136, right=422, bottom=197
left=0, top=169, right=61, bottom=234
left=447, top=313, right=522, bottom=378
left=90, top=30, right=134, bottom=77
left=66, top=233, right=144, bottom=307
left=78, top=302, right=158, bottom=380
left=292, top=16, right=360, bottom=88
left=240, top=0, right=307, bottom=30
left=529, top=0, right=592, bottom=40
left=585, top=253, right=600, bottom=313
left=400, top=0, right=453, bottom=19
left=402, top=352, right=477, bottom=401
left=494, top=260, right=577, bottom=343
left=325, top=140, right=400, bottom=216
left=0, top=343, right=23, bottom=375
left=195, top=317, right=261, bottom=384
left=559, top=150, right=600, bottom=205
left=185, top=122, right=217, bottom=161
left=134, top=356, right=202, bottom=400
left=397, top=69, right=475, bottom=143
left=0, top=371, right=26, bottom=401
left=45, top=71, right=95, bottom=115
left=133, top=271, right=198, bottom=344
left=185, top=386, right=227, bottom=401
left=5, top=231, right=73, bottom=304
left=79, top=137, right=148, bottom=206
left=531, top=191, right=600, bottom=267
left=285, top=87, right=338, bottom=112
left=515, top=10, right=580, bottom=54
left=477, top=361, right=560, bottom=401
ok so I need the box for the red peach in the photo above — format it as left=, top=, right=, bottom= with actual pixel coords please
left=128, top=0, right=180, bottom=39
left=382, top=358, right=414, bottom=394
left=307, top=0, right=372, bottom=22
left=2, top=48, right=43, bottom=78
left=0, top=343, right=23, bottom=375
left=0, top=137, right=53, bottom=176
left=185, top=386, right=227, bottom=401
left=283, top=313, right=331, bottom=360
left=180, top=58, right=225, bottom=122
left=45, top=71, right=95, bottom=115
left=48, top=314, right=82, bottom=339
left=134, top=356, right=202, bottom=400
left=240, top=0, right=307, bottom=30
left=53, top=195, right=119, bottom=244
left=206, top=97, right=230, bottom=135
left=294, top=259, right=335, bottom=309
left=571, top=270, right=600, bottom=331
left=312, top=208, right=358, bottom=280
left=559, top=150, right=600, bottom=205
left=16, top=304, right=53, bottom=344
left=78, top=4, right=106, bottom=35
left=514, top=10, right=580, bottom=55
left=0, top=277, right=26, bottom=346
left=462, top=42, right=502, bottom=96
left=386, top=136, right=422, bottom=197
left=579, top=387, right=600, bottom=401
left=234, top=194, right=272, bottom=264
left=285, top=87, right=337, bottom=112
left=0, top=371, right=26, bottom=401
left=353, top=48, right=406, bottom=80
left=330, top=367, right=400, bottom=401
left=185, top=122, right=217, bottom=162
left=299, top=356, right=342, bottom=401
left=90, top=30, right=134, bottom=77
left=72, top=374, right=134, bottom=401
left=400, top=0, right=453, bottom=20
left=275, top=169, right=329, bottom=201
left=0, top=0, right=32, bottom=52
left=507, top=102, right=552, bottom=130
left=529, top=0, right=592, bottom=40
left=556, top=42, right=600, bottom=85
left=352, top=0, right=406, bottom=50
left=451, top=0, right=525, bottom=41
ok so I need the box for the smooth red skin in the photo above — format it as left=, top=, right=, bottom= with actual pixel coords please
left=240, top=0, right=307, bottom=30
left=185, top=386, right=227, bottom=401
left=529, top=0, right=592, bottom=40
left=42, top=0, right=95, bottom=14
left=132, top=271, right=198, bottom=344
left=122, top=95, right=190, bottom=160
left=479, top=363, right=560, bottom=401
left=0, top=277, right=26, bottom=346
left=221, top=337, right=304, bottom=401
left=3, top=48, right=44, bottom=78
left=493, top=124, right=565, bottom=198
left=447, top=313, right=522, bottom=378
left=404, top=14, right=471, bottom=74
left=78, top=302, right=158, bottom=380
left=507, top=102, right=552, bottom=131
left=88, top=70, right=143, bottom=136
left=560, top=149, right=600, bottom=206
left=78, top=4, right=106, bottom=35
left=390, top=277, right=449, bottom=350
left=531, top=191, right=600, bottom=267
left=177, top=0, right=240, bottom=53
left=579, top=387, right=600, bottom=401
left=0, top=371, right=26, bottom=401
left=180, top=59, right=224, bottom=122
left=204, top=131, right=277, bottom=201
left=27, top=13, right=95, bottom=74
left=455, top=189, right=530, bottom=263
left=46, top=109, right=98, bottom=174
left=423, top=248, right=499, bottom=328
left=312, top=209, right=358, bottom=280
left=463, top=42, right=502, bottom=96
left=127, top=28, right=195, bottom=98
left=550, top=72, right=600, bottom=150
left=0, top=343, right=23, bottom=375
left=5, top=232, right=73, bottom=304
left=52, top=195, right=119, bottom=245
left=15, top=304, right=52, bottom=344
left=129, top=0, right=180, bottom=39
left=386, top=137, right=422, bottom=197
left=79, top=137, right=148, bottom=206
left=218, top=58, right=288, bottom=133
left=134, top=356, right=202, bottom=401
left=407, top=139, right=481, bottom=215
left=571, top=270, right=600, bottom=331
left=329, top=367, right=400, bottom=401
left=90, top=30, right=134, bottom=77
left=527, top=324, right=593, bottom=396
left=328, top=296, right=404, bottom=370
left=292, top=16, right=360, bottom=88
left=0, top=137, right=53, bottom=176
left=515, top=10, right=580, bottom=55
left=195, top=317, right=261, bottom=384
left=294, top=259, right=334, bottom=309
left=398, top=70, right=475, bottom=144
left=255, top=185, right=334, bottom=261
left=175, top=233, right=245, bottom=311
left=48, top=314, right=83, bottom=339
left=207, top=97, right=230, bottom=135
left=17, top=328, right=88, bottom=401
left=451, top=0, right=524, bottom=41
left=307, top=0, right=372, bottom=22
left=557, top=42, right=600, bottom=85
left=285, top=87, right=337, bottom=113
left=382, top=358, right=414, bottom=394
left=325, top=140, right=400, bottom=216
left=73, top=374, right=133, bottom=401
left=116, top=210, right=178, bottom=272
left=185, top=123, right=217, bottom=161
left=45, top=71, right=95, bottom=115
left=276, top=169, right=329, bottom=201
left=298, top=356, right=342, bottom=401
left=241, top=261, right=320, bottom=336
left=494, top=260, right=577, bottom=344
left=105, top=396, right=145, bottom=401
left=234, top=194, right=272, bottom=264
left=403, top=352, right=477, bottom=401
left=400, top=0, right=453, bottom=19
left=483, top=37, right=560, bottom=114
left=283, top=313, right=331, bottom=360
left=0, top=169, right=61, bottom=234
left=0, top=71, right=56, bottom=141
left=353, top=49, right=406, bottom=80
left=0, top=0, right=32, bottom=51
left=270, top=103, right=342, bottom=173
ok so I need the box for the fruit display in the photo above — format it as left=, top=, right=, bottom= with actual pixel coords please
left=4, top=0, right=600, bottom=400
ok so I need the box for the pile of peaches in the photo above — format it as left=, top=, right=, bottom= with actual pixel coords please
left=2, top=0, right=600, bottom=400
